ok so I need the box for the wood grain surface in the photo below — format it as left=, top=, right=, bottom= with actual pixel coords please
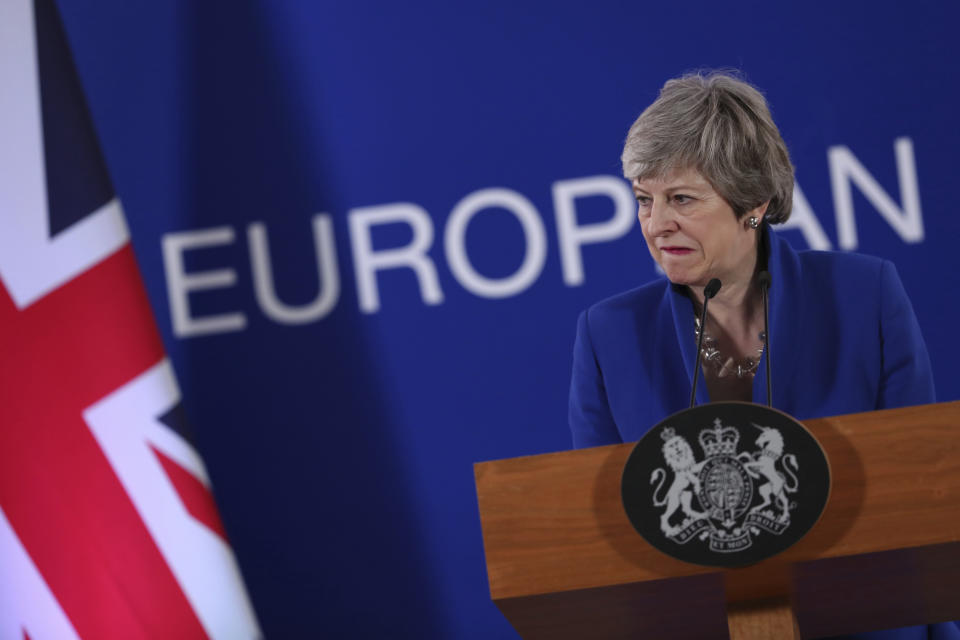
left=727, top=598, right=800, bottom=640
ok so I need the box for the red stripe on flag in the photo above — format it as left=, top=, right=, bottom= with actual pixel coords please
left=150, top=445, right=229, bottom=542
left=0, top=246, right=208, bottom=638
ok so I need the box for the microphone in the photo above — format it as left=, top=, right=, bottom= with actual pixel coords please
left=689, top=278, right=722, bottom=408
left=758, top=270, right=772, bottom=407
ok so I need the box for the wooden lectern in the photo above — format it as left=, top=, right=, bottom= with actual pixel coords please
left=474, top=402, right=960, bottom=639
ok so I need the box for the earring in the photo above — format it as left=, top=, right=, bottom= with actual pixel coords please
left=748, top=217, right=760, bottom=229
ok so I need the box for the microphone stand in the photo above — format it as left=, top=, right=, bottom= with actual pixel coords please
left=758, top=271, right=772, bottom=408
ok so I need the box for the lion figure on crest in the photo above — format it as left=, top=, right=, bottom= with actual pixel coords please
left=740, top=424, right=799, bottom=522
left=650, top=429, right=707, bottom=536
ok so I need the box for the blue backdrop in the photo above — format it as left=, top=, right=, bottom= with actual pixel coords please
left=59, top=1, right=960, bottom=637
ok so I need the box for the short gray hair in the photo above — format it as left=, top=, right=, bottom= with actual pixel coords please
left=621, top=71, right=794, bottom=223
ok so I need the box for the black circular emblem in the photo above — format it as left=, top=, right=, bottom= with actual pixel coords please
left=621, top=402, right=830, bottom=567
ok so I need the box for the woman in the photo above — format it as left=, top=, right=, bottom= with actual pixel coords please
left=568, top=71, right=949, bottom=639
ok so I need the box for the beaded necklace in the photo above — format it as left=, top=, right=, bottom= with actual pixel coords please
left=694, top=315, right=765, bottom=379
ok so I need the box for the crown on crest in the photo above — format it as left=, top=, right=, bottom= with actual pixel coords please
left=660, top=427, right=678, bottom=442
left=699, top=418, right=739, bottom=456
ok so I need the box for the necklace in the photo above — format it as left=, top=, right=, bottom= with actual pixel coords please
left=694, top=316, right=765, bottom=379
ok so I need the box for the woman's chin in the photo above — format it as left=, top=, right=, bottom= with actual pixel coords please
left=661, top=267, right=695, bottom=286
left=663, top=270, right=713, bottom=290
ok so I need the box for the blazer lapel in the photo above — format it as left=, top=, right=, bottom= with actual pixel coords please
left=669, top=282, right=710, bottom=406
left=752, top=227, right=802, bottom=409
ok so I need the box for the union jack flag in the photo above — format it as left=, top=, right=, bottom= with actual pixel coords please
left=0, top=0, right=261, bottom=637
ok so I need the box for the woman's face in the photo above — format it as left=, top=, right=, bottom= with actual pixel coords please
left=633, top=168, right=763, bottom=289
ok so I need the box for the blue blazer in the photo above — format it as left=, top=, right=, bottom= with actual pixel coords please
left=568, top=227, right=955, bottom=640
left=569, top=226, right=936, bottom=448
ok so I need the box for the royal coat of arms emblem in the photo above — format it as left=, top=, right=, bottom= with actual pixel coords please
left=622, top=403, right=830, bottom=567
left=652, top=419, right=799, bottom=552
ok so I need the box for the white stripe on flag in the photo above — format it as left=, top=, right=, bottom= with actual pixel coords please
left=0, top=505, right=81, bottom=640
left=0, top=0, right=129, bottom=310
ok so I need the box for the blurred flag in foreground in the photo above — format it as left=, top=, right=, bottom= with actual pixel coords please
left=0, top=0, right=261, bottom=638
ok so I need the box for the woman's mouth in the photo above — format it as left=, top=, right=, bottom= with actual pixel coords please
left=661, top=247, right=693, bottom=255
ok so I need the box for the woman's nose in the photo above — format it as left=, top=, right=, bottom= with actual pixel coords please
left=646, top=200, right=678, bottom=235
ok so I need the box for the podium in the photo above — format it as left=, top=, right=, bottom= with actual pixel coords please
left=474, top=402, right=960, bottom=639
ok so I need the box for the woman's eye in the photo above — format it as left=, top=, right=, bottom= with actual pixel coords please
left=673, top=194, right=691, bottom=204
left=635, top=195, right=651, bottom=206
